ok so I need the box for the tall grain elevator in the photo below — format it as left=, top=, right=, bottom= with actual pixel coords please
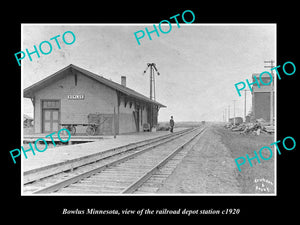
left=251, top=73, right=275, bottom=124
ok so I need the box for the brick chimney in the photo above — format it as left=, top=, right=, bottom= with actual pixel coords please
left=121, top=76, right=126, bottom=87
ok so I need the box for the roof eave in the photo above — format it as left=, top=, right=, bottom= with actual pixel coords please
left=23, top=64, right=166, bottom=107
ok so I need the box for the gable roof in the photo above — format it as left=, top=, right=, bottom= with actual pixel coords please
left=24, top=64, right=166, bottom=107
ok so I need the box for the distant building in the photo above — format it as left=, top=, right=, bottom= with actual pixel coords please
left=251, top=73, right=274, bottom=124
left=24, top=64, right=166, bottom=134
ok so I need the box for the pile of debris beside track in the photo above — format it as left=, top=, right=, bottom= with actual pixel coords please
left=224, top=118, right=274, bottom=135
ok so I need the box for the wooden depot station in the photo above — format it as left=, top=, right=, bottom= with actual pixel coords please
left=24, top=64, right=166, bottom=136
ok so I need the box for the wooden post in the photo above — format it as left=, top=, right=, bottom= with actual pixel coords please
left=113, top=107, right=116, bottom=139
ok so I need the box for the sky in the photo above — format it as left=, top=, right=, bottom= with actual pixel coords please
left=22, top=24, right=276, bottom=122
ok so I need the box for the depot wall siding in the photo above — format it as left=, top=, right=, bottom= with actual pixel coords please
left=141, top=106, right=148, bottom=125
left=117, top=98, right=148, bottom=134
left=32, top=70, right=150, bottom=134
left=118, top=100, right=135, bottom=133
left=33, top=71, right=117, bottom=133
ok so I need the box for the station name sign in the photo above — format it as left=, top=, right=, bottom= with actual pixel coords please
left=67, top=94, right=85, bottom=100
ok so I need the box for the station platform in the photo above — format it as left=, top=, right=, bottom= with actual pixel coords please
left=22, top=128, right=185, bottom=173
left=23, top=134, right=105, bottom=144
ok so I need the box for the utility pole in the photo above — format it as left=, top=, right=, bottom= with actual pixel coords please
left=150, top=65, right=153, bottom=100
left=143, top=63, right=160, bottom=130
left=243, top=90, right=249, bottom=123
left=233, top=100, right=237, bottom=126
left=264, top=60, right=275, bottom=70
left=228, top=105, right=230, bottom=122
left=264, top=60, right=275, bottom=125
left=143, top=63, right=160, bottom=101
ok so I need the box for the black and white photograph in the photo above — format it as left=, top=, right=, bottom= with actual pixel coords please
left=21, top=24, right=276, bottom=195
left=3, top=4, right=298, bottom=220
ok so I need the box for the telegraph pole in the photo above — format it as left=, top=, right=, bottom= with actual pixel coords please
left=243, top=90, right=249, bottom=122
left=228, top=105, right=230, bottom=122
left=149, top=65, right=153, bottom=100
left=233, top=100, right=237, bottom=126
left=143, top=63, right=160, bottom=130
left=143, top=63, right=160, bottom=101
left=264, top=60, right=275, bottom=70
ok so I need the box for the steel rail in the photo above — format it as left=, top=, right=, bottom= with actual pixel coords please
left=32, top=127, right=197, bottom=194
left=24, top=128, right=192, bottom=184
left=121, top=127, right=206, bottom=194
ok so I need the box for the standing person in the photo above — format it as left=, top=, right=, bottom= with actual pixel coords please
left=169, top=116, right=174, bottom=133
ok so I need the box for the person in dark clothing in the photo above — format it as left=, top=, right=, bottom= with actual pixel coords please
left=169, top=116, right=174, bottom=133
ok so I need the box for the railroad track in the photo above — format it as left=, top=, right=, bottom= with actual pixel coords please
left=24, top=127, right=193, bottom=193
left=23, top=128, right=192, bottom=184
left=24, top=126, right=206, bottom=194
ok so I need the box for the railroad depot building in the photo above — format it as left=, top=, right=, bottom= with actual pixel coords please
left=24, top=64, right=166, bottom=135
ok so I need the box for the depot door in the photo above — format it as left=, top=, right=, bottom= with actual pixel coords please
left=42, top=100, right=60, bottom=133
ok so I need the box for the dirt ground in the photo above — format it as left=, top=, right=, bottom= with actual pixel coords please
left=158, top=123, right=275, bottom=194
